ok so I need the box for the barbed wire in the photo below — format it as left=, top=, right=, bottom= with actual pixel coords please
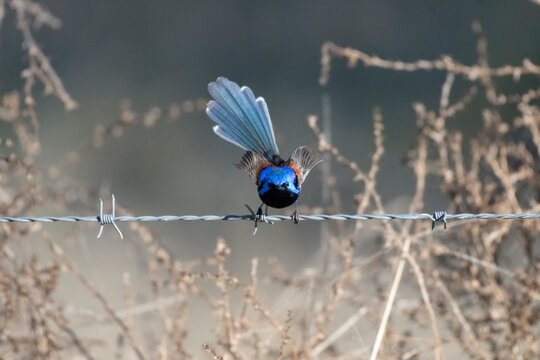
left=1, top=195, right=539, bottom=238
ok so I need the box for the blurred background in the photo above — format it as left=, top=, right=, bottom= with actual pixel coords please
left=1, top=0, right=539, bottom=358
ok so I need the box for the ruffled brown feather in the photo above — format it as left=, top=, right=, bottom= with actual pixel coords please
left=286, top=146, right=322, bottom=184
left=235, top=151, right=271, bottom=181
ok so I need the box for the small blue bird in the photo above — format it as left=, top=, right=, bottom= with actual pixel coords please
left=206, top=77, right=321, bottom=227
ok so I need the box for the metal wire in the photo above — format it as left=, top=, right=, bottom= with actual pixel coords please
left=0, top=195, right=538, bottom=238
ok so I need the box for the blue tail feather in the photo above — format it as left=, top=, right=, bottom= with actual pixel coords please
left=209, top=80, right=264, bottom=149
left=207, top=101, right=262, bottom=153
left=238, top=85, right=276, bottom=151
left=206, top=77, right=280, bottom=160
left=212, top=125, right=247, bottom=150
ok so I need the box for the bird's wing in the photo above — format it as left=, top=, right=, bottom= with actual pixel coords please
left=287, top=146, right=322, bottom=184
left=235, top=151, right=271, bottom=182
left=206, top=77, right=279, bottom=161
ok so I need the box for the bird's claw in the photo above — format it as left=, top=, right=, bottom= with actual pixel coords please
left=292, top=202, right=300, bottom=224
left=254, top=206, right=264, bottom=234
left=245, top=204, right=272, bottom=235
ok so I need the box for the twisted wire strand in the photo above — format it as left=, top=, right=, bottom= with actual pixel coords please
left=1, top=195, right=539, bottom=237
left=2, top=213, right=540, bottom=223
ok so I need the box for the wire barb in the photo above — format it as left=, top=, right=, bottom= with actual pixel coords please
left=97, top=194, right=123, bottom=239
left=432, top=211, right=448, bottom=230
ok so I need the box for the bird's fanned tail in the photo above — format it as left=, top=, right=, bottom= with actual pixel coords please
left=206, top=77, right=280, bottom=161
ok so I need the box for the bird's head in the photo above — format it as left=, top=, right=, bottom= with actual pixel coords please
left=258, top=166, right=300, bottom=195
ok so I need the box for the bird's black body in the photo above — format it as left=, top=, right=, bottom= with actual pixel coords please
left=258, top=186, right=299, bottom=208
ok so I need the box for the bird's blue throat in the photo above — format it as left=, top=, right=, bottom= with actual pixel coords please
left=257, top=166, right=300, bottom=208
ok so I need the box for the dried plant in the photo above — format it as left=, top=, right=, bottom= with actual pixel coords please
left=0, top=2, right=539, bottom=360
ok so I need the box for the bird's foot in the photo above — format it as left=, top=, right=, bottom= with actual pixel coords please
left=245, top=203, right=272, bottom=235
left=292, top=202, right=300, bottom=224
